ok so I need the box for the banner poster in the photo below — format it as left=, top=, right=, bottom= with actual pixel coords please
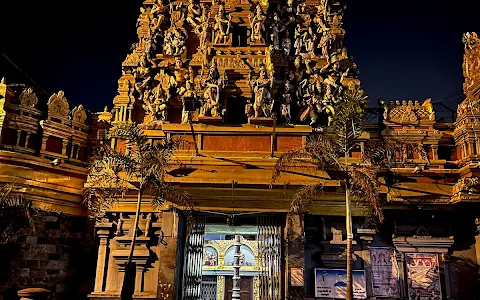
left=315, top=268, right=367, bottom=299
left=405, top=253, right=442, bottom=300
left=370, top=247, right=399, bottom=297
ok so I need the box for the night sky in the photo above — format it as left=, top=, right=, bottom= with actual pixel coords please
left=1, top=0, right=479, bottom=112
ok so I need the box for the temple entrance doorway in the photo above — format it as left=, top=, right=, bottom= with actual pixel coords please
left=224, top=276, right=253, bottom=300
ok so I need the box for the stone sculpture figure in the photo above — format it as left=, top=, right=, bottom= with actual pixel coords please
left=186, top=0, right=202, bottom=28
left=213, top=4, right=232, bottom=44
left=294, top=25, right=304, bottom=55
left=283, top=31, right=292, bottom=57
left=200, top=61, right=226, bottom=117
left=314, top=0, right=328, bottom=33
left=281, top=81, right=294, bottom=124
left=270, top=13, right=283, bottom=50
left=319, top=30, right=335, bottom=58
left=193, top=7, right=211, bottom=50
left=179, top=68, right=197, bottom=124
left=163, top=24, right=187, bottom=56
left=248, top=65, right=274, bottom=118
left=249, top=5, right=266, bottom=44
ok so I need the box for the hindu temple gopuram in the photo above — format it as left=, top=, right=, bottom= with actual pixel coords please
left=1, top=0, right=480, bottom=299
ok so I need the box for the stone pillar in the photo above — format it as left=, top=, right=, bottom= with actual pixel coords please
left=431, top=144, right=438, bottom=161
left=286, top=213, right=305, bottom=299
left=157, top=211, right=179, bottom=300
left=93, top=224, right=112, bottom=293
left=395, top=252, right=406, bottom=299
left=41, top=135, right=49, bottom=152
left=25, top=132, right=30, bottom=148
left=357, top=229, right=376, bottom=299
left=62, top=140, right=69, bottom=157
left=232, top=235, right=242, bottom=300
left=16, top=129, right=22, bottom=146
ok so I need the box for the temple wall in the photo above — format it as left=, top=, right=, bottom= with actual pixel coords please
left=0, top=211, right=96, bottom=300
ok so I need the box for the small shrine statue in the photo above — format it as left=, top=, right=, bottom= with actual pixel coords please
left=193, top=6, right=210, bottom=50
left=213, top=4, right=232, bottom=44
left=281, top=81, right=294, bottom=125
left=270, top=13, right=283, bottom=50
left=186, top=0, right=202, bottom=28
left=179, top=68, right=198, bottom=124
left=294, top=25, right=304, bottom=55
left=314, top=0, right=328, bottom=33
left=164, top=24, right=187, bottom=56
left=300, top=92, right=322, bottom=126
left=249, top=5, right=266, bottom=44
left=283, top=30, right=292, bottom=57
left=248, top=65, right=274, bottom=118
left=200, top=61, right=227, bottom=117
left=142, top=90, right=168, bottom=122
left=319, top=30, right=335, bottom=58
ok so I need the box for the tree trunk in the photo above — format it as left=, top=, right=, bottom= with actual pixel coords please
left=121, top=188, right=143, bottom=300
left=345, top=188, right=353, bottom=300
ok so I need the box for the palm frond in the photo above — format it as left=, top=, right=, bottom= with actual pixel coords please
left=83, top=123, right=194, bottom=220
left=271, top=134, right=341, bottom=186
left=0, top=184, right=36, bottom=243
left=349, top=166, right=384, bottom=223
left=289, top=182, right=325, bottom=214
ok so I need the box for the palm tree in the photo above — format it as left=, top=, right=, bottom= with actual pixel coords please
left=0, top=183, right=35, bottom=244
left=83, top=122, right=193, bottom=300
left=271, top=88, right=427, bottom=300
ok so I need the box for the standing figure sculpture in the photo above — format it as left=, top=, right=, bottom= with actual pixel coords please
left=200, top=61, right=227, bottom=117
left=283, top=30, right=292, bottom=57
left=213, top=5, right=232, bottom=44
left=248, top=65, right=274, bottom=118
left=249, top=5, right=266, bottom=44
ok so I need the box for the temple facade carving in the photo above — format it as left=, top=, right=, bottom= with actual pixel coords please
left=3, top=2, right=480, bottom=300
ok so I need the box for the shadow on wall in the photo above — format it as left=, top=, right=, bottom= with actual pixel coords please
left=450, top=256, right=480, bottom=299
left=0, top=212, right=97, bottom=300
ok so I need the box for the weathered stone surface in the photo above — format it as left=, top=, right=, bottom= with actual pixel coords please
left=0, top=211, right=96, bottom=300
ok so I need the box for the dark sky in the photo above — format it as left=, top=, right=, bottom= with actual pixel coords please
left=1, top=0, right=479, bottom=112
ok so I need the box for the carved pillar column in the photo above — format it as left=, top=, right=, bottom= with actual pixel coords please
left=468, top=138, right=476, bottom=156
left=441, top=253, right=452, bottom=299
left=135, top=265, right=145, bottom=293
left=357, top=229, right=375, bottom=298
left=25, top=132, right=30, bottom=148
left=93, top=223, right=113, bottom=293
left=285, top=213, right=305, bottom=299
left=16, top=129, right=22, bottom=146
left=232, top=235, right=242, bottom=300
left=430, top=144, right=438, bottom=161
left=41, top=135, right=49, bottom=152
left=62, top=140, right=69, bottom=157
left=157, top=211, right=179, bottom=300
left=395, top=251, right=406, bottom=299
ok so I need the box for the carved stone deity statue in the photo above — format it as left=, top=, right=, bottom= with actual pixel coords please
left=283, top=30, right=292, bottom=57
left=314, top=0, right=328, bottom=33
left=281, top=81, right=294, bottom=124
left=319, top=30, right=335, bottom=58
left=186, top=0, right=202, bottom=28
left=249, top=5, right=266, bottom=44
left=213, top=5, right=232, bottom=44
left=179, top=67, right=197, bottom=124
left=163, top=24, right=187, bottom=56
left=270, top=13, right=283, bottom=50
left=248, top=65, right=274, bottom=118
left=193, top=6, right=211, bottom=50
left=200, top=61, right=226, bottom=117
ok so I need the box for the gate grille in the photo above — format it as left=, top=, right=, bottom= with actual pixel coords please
left=201, top=275, right=218, bottom=300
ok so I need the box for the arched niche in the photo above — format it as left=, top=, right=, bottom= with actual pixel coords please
left=224, top=245, right=255, bottom=267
